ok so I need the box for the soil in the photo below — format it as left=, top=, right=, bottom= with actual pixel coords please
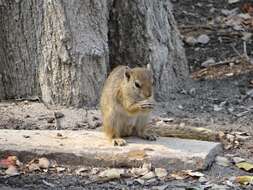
left=1, top=0, right=253, bottom=189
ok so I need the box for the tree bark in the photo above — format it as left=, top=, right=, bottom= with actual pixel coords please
left=38, top=0, right=109, bottom=107
left=0, top=0, right=188, bottom=107
left=0, top=0, right=40, bottom=100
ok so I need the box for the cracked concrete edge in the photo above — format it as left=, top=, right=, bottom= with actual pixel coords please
left=0, top=143, right=222, bottom=171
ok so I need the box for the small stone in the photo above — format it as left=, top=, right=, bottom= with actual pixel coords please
left=178, top=105, right=183, bottom=109
left=201, top=58, right=215, bottom=68
left=38, top=157, right=50, bottom=169
left=197, top=34, right=210, bottom=44
left=24, top=100, right=29, bottom=104
left=215, top=156, right=230, bottom=167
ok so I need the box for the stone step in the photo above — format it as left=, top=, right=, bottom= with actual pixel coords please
left=0, top=130, right=222, bottom=171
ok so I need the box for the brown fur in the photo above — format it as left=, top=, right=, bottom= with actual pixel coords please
left=100, top=65, right=156, bottom=146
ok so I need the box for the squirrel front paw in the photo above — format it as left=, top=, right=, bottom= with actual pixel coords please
left=112, top=138, right=127, bottom=146
left=138, top=100, right=155, bottom=110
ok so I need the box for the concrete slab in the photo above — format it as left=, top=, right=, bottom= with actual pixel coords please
left=0, top=130, right=222, bottom=171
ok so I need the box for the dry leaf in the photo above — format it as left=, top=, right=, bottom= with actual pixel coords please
left=232, top=157, right=245, bottom=164
left=0, top=156, right=18, bottom=169
left=185, top=170, right=204, bottom=177
left=56, top=167, right=66, bottom=173
left=141, top=171, right=156, bottom=180
left=28, top=163, right=40, bottom=172
left=133, top=178, right=145, bottom=185
left=235, top=176, right=253, bottom=185
left=170, top=173, right=188, bottom=180
left=236, top=162, right=253, bottom=171
left=130, top=167, right=149, bottom=177
left=155, top=168, right=168, bottom=178
left=98, top=168, right=125, bottom=179
left=142, top=162, right=152, bottom=171
left=241, top=3, right=253, bottom=16
left=75, top=167, right=89, bottom=175
left=5, top=165, right=20, bottom=176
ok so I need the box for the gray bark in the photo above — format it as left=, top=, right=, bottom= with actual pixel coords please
left=0, top=0, right=40, bottom=100
left=39, top=0, right=108, bottom=107
left=0, top=0, right=188, bottom=107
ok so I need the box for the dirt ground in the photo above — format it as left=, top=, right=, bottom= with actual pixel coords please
left=1, top=0, right=253, bottom=189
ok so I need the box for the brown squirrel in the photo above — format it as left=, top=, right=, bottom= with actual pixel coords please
left=100, top=65, right=156, bottom=146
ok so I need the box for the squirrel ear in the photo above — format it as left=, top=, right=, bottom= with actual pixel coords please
left=124, top=67, right=131, bottom=81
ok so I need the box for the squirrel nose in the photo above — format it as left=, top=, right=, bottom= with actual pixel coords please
left=144, top=91, right=151, bottom=98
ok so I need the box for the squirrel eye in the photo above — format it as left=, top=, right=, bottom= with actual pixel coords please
left=135, top=81, right=141, bottom=88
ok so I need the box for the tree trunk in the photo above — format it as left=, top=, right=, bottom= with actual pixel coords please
left=0, top=0, right=188, bottom=107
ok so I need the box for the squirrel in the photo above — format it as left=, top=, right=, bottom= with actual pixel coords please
left=100, top=65, right=156, bottom=146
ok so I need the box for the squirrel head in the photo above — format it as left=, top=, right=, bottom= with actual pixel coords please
left=122, top=65, right=154, bottom=102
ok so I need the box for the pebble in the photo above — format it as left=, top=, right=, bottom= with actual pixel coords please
left=197, top=34, right=210, bottom=44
